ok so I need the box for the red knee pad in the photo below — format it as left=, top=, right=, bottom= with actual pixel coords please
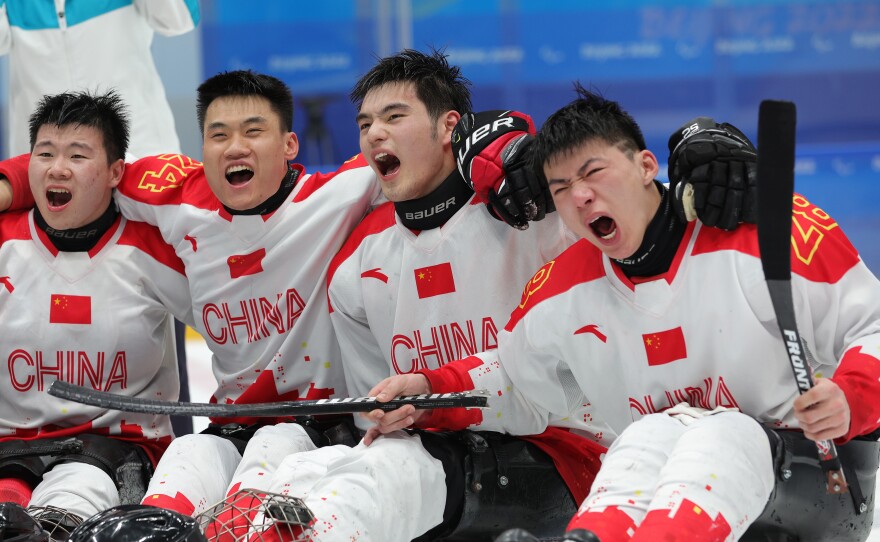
left=0, top=478, right=32, bottom=507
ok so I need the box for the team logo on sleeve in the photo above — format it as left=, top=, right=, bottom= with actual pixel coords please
left=518, top=260, right=555, bottom=309
left=137, top=154, right=202, bottom=193
left=790, top=195, right=838, bottom=266
left=0, top=276, right=12, bottom=293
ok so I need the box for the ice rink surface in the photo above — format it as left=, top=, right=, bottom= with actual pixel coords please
left=184, top=334, right=880, bottom=541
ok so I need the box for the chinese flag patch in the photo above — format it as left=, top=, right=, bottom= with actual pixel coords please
left=642, top=327, right=687, bottom=366
left=414, top=262, right=456, bottom=299
left=228, top=248, right=266, bottom=279
left=50, top=294, right=91, bottom=324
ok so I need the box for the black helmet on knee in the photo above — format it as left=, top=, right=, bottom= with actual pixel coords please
left=67, top=505, right=206, bottom=542
left=0, top=503, right=48, bottom=542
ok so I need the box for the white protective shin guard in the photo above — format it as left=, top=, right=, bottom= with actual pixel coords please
left=142, top=434, right=242, bottom=515
left=29, top=462, right=118, bottom=519
left=265, top=431, right=447, bottom=542
left=226, top=423, right=318, bottom=496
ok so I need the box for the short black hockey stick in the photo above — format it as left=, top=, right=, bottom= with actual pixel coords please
left=756, top=99, right=847, bottom=495
left=48, top=380, right=489, bottom=418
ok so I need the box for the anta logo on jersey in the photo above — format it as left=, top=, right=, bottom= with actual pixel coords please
left=201, top=288, right=306, bottom=345
left=404, top=197, right=457, bottom=221
left=628, top=375, right=740, bottom=417
left=137, top=154, right=202, bottom=193
left=8, top=349, right=128, bottom=392
left=390, top=316, right=499, bottom=374
left=519, top=260, right=555, bottom=309
left=790, top=195, right=838, bottom=266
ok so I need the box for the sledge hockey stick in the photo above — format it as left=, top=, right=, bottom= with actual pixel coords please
left=48, top=380, right=489, bottom=418
left=755, top=99, right=847, bottom=495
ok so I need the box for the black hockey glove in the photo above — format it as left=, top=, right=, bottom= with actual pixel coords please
left=667, top=116, right=757, bottom=231
left=452, top=110, right=554, bottom=230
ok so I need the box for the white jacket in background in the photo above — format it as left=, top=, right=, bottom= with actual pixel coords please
left=0, top=0, right=200, bottom=158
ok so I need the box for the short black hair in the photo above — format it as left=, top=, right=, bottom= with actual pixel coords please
left=350, top=48, right=472, bottom=120
left=197, top=70, right=294, bottom=133
left=533, top=83, right=646, bottom=171
left=28, top=90, right=130, bottom=163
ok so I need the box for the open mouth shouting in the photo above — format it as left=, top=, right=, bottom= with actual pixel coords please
left=225, top=164, right=254, bottom=186
left=373, top=152, right=400, bottom=179
left=46, top=188, right=72, bottom=210
left=590, top=215, right=618, bottom=241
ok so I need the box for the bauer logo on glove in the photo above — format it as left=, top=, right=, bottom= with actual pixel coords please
left=452, top=110, right=554, bottom=230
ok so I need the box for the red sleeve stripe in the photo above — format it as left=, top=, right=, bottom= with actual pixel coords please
left=0, top=154, right=34, bottom=211
left=0, top=211, right=32, bottom=245
left=831, top=345, right=880, bottom=442
left=416, top=356, right=485, bottom=428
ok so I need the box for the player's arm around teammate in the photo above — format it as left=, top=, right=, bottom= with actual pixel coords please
left=0, top=90, right=195, bottom=536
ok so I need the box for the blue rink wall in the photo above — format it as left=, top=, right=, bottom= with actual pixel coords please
left=196, top=0, right=879, bottom=274
left=1, top=0, right=874, bottom=271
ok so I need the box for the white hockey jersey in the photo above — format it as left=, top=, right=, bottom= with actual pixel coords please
left=1, top=153, right=381, bottom=424
left=0, top=210, right=191, bottom=463
left=469, top=196, right=880, bottom=443
left=327, top=197, right=609, bottom=502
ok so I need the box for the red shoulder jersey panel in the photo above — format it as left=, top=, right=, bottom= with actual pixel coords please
left=505, top=239, right=606, bottom=332
left=0, top=211, right=31, bottom=245
left=117, top=220, right=186, bottom=275
left=692, top=194, right=859, bottom=284
left=0, top=154, right=36, bottom=210
left=119, top=154, right=219, bottom=211
left=293, top=154, right=371, bottom=203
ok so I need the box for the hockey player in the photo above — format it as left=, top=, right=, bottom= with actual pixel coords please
left=0, top=68, right=566, bottom=531
left=0, top=70, right=383, bottom=519
left=0, top=91, right=191, bottom=534
left=194, top=50, right=582, bottom=542
left=323, top=49, right=606, bottom=540
left=367, top=86, right=880, bottom=542
left=203, top=50, right=757, bottom=541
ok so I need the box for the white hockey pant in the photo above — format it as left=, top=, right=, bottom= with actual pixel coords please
left=579, top=410, right=774, bottom=541
left=142, top=433, right=242, bottom=515
left=263, top=431, right=446, bottom=542
left=29, top=462, right=118, bottom=520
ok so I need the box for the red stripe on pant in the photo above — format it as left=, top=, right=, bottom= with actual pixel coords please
left=203, top=483, right=309, bottom=542
left=631, top=499, right=732, bottom=542
left=0, top=478, right=32, bottom=507
left=567, top=505, right=637, bottom=541
left=141, top=491, right=196, bottom=516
